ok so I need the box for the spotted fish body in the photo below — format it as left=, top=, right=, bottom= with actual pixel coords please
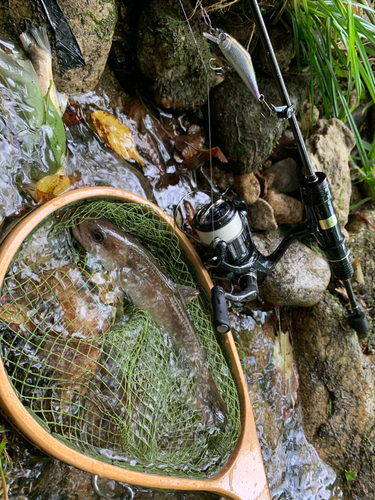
left=72, top=218, right=228, bottom=428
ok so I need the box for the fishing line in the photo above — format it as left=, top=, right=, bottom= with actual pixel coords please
left=177, top=0, right=216, bottom=236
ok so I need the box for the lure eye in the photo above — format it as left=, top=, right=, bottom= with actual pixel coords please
left=218, top=32, right=226, bottom=42
left=93, top=231, right=106, bottom=243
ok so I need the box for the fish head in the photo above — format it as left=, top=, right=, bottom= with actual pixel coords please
left=72, top=218, right=129, bottom=270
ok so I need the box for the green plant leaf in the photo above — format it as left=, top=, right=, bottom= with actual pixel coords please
left=288, top=0, right=375, bottom=197
left=349, top=197, right=373, bottom=210
left=345, top=469, right=357, bottom=481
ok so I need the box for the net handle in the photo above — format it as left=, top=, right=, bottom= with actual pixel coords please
left=0, top=186, right=270, bottom=500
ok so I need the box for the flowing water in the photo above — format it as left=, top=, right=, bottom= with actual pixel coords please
left=230, top=306, right=344, bottom=500
left=0, top=80, right=346, bottom=499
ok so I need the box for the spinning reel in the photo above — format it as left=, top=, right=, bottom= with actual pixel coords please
left=187, top=173, right=369, bottom=335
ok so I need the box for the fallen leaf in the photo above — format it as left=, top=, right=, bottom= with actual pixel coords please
left=175, top=130, right=205, bottom=159
left=91, top=109, right=146, bottom=166
left=0, top=302, right=29, bottom=326
left=35, top=174, right=71, bottom=203
left=182, top=146, right=228, bottom=170
left=335, top=286, right=349, bottom=300
left=273, top=329, right=294, bottom=382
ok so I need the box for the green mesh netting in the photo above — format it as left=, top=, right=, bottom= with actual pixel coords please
left=0, top=200, right=241, bottom=478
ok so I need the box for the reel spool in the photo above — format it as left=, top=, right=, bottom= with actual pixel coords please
left=0, top=187, right=270, bottom=500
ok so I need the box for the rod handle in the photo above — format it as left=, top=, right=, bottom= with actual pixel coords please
left=349, top=311, right=370, bottom=334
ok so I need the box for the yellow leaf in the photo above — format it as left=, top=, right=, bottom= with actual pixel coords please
left=36, top=174, right=71, bottom=203
left=91, top=110, right=146, bottom=166
left=273, top=329, right=294, bottom=382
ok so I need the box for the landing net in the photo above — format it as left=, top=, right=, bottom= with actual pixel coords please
left=0, top=200, right=241, bottom=478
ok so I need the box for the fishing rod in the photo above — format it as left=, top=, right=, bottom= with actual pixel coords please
left=177, top=1, right=369, bottom=335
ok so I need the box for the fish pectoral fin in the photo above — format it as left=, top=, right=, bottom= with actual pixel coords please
left=177, top=285, right=200, bottom=303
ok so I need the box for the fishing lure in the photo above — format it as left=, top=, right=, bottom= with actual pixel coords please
left=203, top=28, right=292, bottom=117
left=203, top=29, right=261, bottom=100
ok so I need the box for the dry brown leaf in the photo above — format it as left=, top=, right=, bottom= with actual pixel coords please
left=182, top=146, right=228, bottom=170
left=351, top=257, right=365, bottom=287
left=91, top=110, right=146, bottom=166
left=35, top=174, right=71, bottom=203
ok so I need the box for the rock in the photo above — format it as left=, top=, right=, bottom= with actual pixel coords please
left=256, top=23, right=295, bottom=73
left=269, top=129, right=297, bottom=162
left=254, top=231, right=330, bottom=306
left=264, top=189, right=304, bottom=225
left=137, top=0, right=214, bottom=110
left=264, top=157, right=303, bottom=194
left=346, top=209, right=375, bottom=338
left=299, top=104, right=319, bottom=136
left=211, top=72, right=310, bottom=173
left=256, top=170, right=274, bottom=197
left=292, top=292, right=375, bottom=499
left=233, top=172, right=261, bottom=205
left=53, top=0, right=117, bottom=93
left=248, top=198, right=278, bottom=231
left=306, top=118, right=355, bottom=226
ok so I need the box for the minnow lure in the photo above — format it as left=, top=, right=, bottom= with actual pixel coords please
left=203, top=29, right=261, bottom=101
left=204, top=28, right=294, bottom=118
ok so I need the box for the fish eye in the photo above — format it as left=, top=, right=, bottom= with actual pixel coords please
left=93, top=230, right=106, bottom=242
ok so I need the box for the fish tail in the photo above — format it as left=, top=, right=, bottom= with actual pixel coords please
left=19, top=26, right=67, bottom=116
left=20, top=26, right=51, bottom=57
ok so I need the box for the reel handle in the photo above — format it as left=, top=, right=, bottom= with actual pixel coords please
left=211, top=286, right=231, bottom=334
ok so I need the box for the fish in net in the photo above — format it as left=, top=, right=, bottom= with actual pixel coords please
left=0, top=200, right=241, bottom=478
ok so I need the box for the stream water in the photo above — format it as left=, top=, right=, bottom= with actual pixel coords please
left=0, top=85, right=347, bottom=499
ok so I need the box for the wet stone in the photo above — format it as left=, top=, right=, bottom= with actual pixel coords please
left=229, top=308, right=339, bottom=499
left=247, top=198, right=278, bottom=231
left=346, top=209, right=375, bottom=339
left=254, top=231, right=331, bottom=306
left=292, top=292, right=375, bottom=499
left=264, top=157, right=303, bottom=194
left=264, top=189, right=305, bottom=225
left=136, top=0, right=214, bottom=110
left=255, top=23, right=295, bottom=73
left=53, top=0, right=117, bottom=93
left=269, top=129, right=298, bottom=162
left=211, top=72, right=310, bottom=173
left=306, top=118, right=355, bottom=226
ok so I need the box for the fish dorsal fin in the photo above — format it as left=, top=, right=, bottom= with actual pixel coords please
left=177, top=285, right=200, bottom=303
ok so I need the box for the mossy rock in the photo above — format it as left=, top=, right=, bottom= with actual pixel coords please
left=137, top=0, right=214, bottom=110
left=210, top=72, right=310, bottom=173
